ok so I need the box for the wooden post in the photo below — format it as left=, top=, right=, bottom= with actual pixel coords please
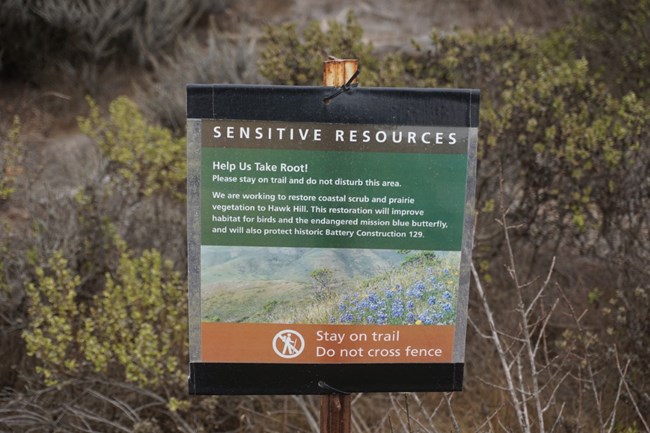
left=323, top=58, right=359, bottom=87
left=320, top=393, right=352, bottom=433
left=319, top=57, right=356, bottom=433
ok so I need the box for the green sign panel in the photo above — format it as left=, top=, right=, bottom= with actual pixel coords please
left=200, top=120, right=468, bottom=250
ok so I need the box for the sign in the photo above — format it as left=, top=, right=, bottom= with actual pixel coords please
left=187, top=85, right=479, bottom=394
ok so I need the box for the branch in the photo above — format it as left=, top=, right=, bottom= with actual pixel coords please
left=471, top=262, right=528, bottom=432
left=615, top=350, right=650, bottom=432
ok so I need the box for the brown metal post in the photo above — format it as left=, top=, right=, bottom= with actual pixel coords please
left=323, top=58, right=359, bottom=87
left=320, top=393, right=352, bottom=433
left=319, top=57, right=357, bottom=433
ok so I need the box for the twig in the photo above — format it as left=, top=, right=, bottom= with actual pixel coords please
left=404, top=394, right=413, bottom=433
left=444, top=393, right=461, bottom=433
left=471, top=262, right=528, bottom=431
left=473, top=404, right=503, bottom=433
left=615, top=350, right=650, bottom=432
left=291, top=396, right=319, bottom=433
left=388, top=394, right=411, bottom=433
left=548, top=402, right=565, bottom=433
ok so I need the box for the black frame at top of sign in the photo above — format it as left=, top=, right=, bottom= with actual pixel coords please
left=187, top=85, right=479, bottom=128
left=187, top=84, right=479, bottom=395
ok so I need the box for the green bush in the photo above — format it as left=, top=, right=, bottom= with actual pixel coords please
left=23, top=235, right=186, bottom=388
left=259, top=11, right=379, bottom=86
left=79, top=96, right=186, bottom=200
left=5, top=96, right=196, bottom=431
left=7, top=96, right=189, bottom=393
left=483, top=59, right=649, bottom=250
left=75, top=96, right=188, bottom=271
left=571, top=0, right=650, bottom=97
left=396, top=26, right=542, bottom=93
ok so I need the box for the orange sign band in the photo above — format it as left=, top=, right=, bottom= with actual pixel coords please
left=201, top=322, right=454, bottom=364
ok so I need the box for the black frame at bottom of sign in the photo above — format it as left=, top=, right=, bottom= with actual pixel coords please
left=188, top=362, right=464, bottom=395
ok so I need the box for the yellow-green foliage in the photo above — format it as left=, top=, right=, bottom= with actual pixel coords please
left=400, top=26, right=541, bottom=92
left=573, top=0, right=650, bottom=96
left=23, top=237, right=187, bottom=387
left=259, top=11, right=379, bottom=86
left=23, top=252, right=80, bottom=385
left=0, top=116, right=24, bottom=201
left=79, top=96, right=186, bottom=199
left=487, top=58, right=649, bottom=232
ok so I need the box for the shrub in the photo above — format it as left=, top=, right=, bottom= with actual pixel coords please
left=570, top=0, right=650, bottom=97
left=79, top=96, right=186, bottom=200
left=3, top=96, right=193, bottom=431
left=395, top=26, right=542, bottom=94
left=14, top=236, right=193, bottom=432
left=311, top=267, right=335, bottom=300
left=261, top=18, right=650, bottom=261
left=482, top=59, right=649, bottom=255
left=76, top=96, right=188, bottom=269
left=259, top=11, right=379, bottom=86
left=23, top=235, right=186, bottom=388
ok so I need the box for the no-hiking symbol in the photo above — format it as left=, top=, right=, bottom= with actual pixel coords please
left=272, top=330, right=305, bottom=359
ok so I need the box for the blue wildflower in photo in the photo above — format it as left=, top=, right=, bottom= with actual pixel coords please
left=323, top=252, right=460, bottom=326
left=391, top=302, right=404, bottom=318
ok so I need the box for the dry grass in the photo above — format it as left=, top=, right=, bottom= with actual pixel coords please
left=0, top=0, right=233, bottom=92
left=136, top=24, right=261, bottom=133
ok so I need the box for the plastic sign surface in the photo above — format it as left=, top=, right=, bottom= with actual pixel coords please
left=187, top=85, right=479, bottom=394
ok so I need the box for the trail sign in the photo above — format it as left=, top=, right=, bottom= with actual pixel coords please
left=187, top=84, right=479, bottom=394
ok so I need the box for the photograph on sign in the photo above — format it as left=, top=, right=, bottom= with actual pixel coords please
left=187, top=85, right=479, bottom=394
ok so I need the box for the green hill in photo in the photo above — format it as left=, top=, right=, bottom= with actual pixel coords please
left=200, top=247, right=404, bottom=322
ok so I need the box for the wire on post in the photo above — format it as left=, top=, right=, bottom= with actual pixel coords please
left=322, top=58, right=360, bottom=104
